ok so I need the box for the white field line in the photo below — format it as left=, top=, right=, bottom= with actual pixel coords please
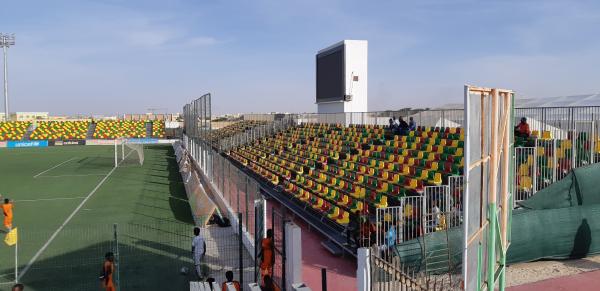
left=33, top=157, right=78, bottom=178
left=15, top=197, right=87, bottom=202
left=36, top=174, right=108, bottom=178
left=18, top=151, right=133, bottom=281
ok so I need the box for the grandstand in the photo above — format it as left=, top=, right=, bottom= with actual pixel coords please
left=229, top=124, right=463, bottom=229
left=208, top=120, right=267, bottom=143
left=0, top=119, right=168, bottom=141
left=0, top=121, right=30, bottom=141
left=189, top=97, right=600, bottom=290
left=152, top=120, right=166, bottom=138
left=30, top=121, right=90, bottom=140
left=93, top=120, right=147, bottom=139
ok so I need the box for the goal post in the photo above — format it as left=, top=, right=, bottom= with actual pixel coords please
left=114, top=139, right=145, bottom=167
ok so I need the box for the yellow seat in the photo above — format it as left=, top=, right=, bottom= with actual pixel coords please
left=455, top=148, right=463, bottom=156
left=520, top=176, right=533, bottom=190
left=341, top=195, right=350, bottom=206
left=542, top=131, right=552, bottom=139
left=351, top=201, right=363, bottom=213
left=432, top=173, right=442, bottom=185
left=537, top=147, right=545, bottom=156
left=404, top=204, right=413, bottom=216
left=519, top=164, right=529, bottom=176
left=336, top=211, right=350, bottom=224
left=376, top=195, right=388, bottom=208
left=408, top=179, right=418, bottom=189
left=420, top=170, right=429, bottom=180
left=327, top=207, right=340, bottom=219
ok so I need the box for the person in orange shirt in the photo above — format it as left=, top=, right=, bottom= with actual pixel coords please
left=2, top=198, right=14, bottom=231
left=100, top=252, right=115, bottom=291
left=221, top=270, right=241, bottom=291
left=515, top=117, right=531, bottom=138
left=258, top=229, right=274, bottom=286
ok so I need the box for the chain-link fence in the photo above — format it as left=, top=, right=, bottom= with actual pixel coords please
left=0, top=221, right=255, bottom=291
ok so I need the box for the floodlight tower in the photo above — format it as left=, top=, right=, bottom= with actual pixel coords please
left=1, top=33, right=15, bottom=121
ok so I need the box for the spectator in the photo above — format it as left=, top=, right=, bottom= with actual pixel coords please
left=388, top=118, right=396, bottom=133
left=408, top=117, right=416, bottom=131
left=258, top=229, right=274, bottom=286
left=192, top=227, right=207, bottom=279
left=514, top=117, right=531, bottom=138
left=222, top=271, right=241, bottom=291
left=11, top=284, right=24, bottom=291
left=100, top=252, right=115, bottom=291
left=392, top=116, right=399, bottom=127
left=378, top=220, right=397, bottom=258
left=398, top=117, right=409, bottom=135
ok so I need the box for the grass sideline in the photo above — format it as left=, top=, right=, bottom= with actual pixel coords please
left=0, top=145, right=195, bottom=291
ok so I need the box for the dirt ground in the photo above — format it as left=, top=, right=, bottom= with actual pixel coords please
left=506, top=254, right=600, bottom=287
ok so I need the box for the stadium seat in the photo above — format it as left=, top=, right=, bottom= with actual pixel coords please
left=30, top=121, right=89, bottom=140
left=0, top=121, right=30, bottom=141
left=93, top=120, right=146, bottom=139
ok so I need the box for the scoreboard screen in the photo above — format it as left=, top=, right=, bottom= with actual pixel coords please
left=316, top=46, right=345, bottom=102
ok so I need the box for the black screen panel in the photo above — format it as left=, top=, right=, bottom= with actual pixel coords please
left=316, top=46, right=345, bottom=102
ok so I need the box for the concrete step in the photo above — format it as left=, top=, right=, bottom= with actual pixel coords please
left=321, top=240, right=344, bottom=257
left=146, top=121, right=153, bottom=137
left=22, top=123, right=36, bottom=140
left=86, top=122, right=97, bottom=139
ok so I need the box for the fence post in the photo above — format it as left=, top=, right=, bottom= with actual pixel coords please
left=533, top=145, right=538, bottom=194
left=113, top=223, right=121, bottom=291
left=282, top=213, right=287, bottom=291
left=321, top=268, right=327, bottom=291
left=238, top=212, right=244, bottom=289
left=356, top=248, right=370, bottom=291
left=553, top=139, right=558, bottom=183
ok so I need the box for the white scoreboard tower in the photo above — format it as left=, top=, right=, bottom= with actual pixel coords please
left=316, top=40, right=368, bottom=114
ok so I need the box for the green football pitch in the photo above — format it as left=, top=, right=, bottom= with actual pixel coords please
left=0, top=144, right=196, bottom=291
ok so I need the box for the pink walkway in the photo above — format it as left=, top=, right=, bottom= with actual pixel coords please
left=266, top=200, right=357, bottom=291
left=508, top=270, right=600, bottom=291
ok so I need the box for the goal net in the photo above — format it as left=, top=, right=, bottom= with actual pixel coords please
left=115, top=139, right=144, bottom=167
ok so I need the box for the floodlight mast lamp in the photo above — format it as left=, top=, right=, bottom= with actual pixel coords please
left=1, top=33, right=15, bottom=121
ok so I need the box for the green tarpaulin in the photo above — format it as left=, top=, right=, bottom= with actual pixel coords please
left=394, top=163, right=600, bottom=270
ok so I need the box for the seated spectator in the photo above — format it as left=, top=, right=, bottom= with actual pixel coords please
left=388, top=118, right=395, bottom=130
left=222, top=271, right=241, bottom=291
left=397, top=117, right=409, bottom=135
left=514, top=117, right=531, bottom=138
left=408, top=117, right=416, bottom=131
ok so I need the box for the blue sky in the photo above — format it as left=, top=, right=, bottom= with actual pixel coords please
left=1, top=0, right=599, bottom=115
